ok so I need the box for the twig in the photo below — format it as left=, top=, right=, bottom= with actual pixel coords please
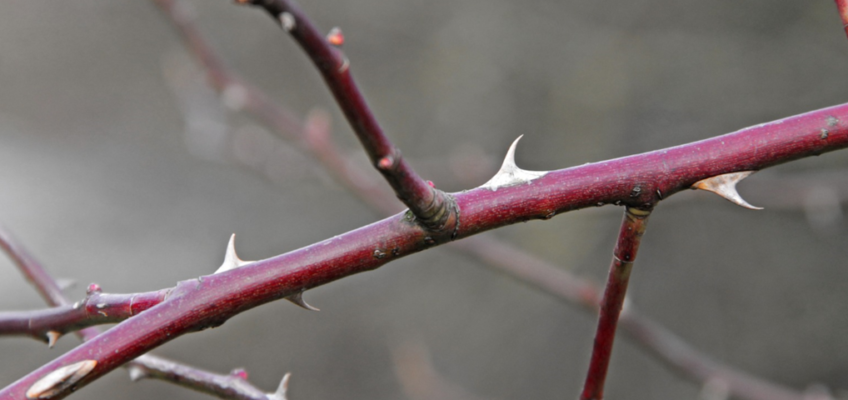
left=0, top=226, right=282, bottom=400
left=232, top=0, right=456, bottom=230
left=0, top=286, right=167, bottom=345
left=580, top=207, right=651, bottom=400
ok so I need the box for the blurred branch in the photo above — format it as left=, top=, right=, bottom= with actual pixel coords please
left=835, top=0, right=848, bottom=40
left=0, top=226, right=285, bottom=400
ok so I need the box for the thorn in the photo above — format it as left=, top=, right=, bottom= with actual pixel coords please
left=280, top=12, right=296, bottom=32
left=285, top=291, right=320, bottom=311
left=127, top=365, right=147, bottom=382
left=692, top=171, right=763, bottom=210
left=26, top=360, right=97, bottom=399
left=479, top=135, right=549, bottom=191
left=46, top=331, right=61, bottom=349
left=214, top=234, right=255, bottom=274
left=268, top=373, right=291, bottom=400
left=327, top=27, right=344, bottom=46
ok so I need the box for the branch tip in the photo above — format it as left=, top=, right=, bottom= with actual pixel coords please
left=285, top=291, right=319, bottom=311
left=215, top=234, right=255, bottom=274
left=692, top=171, right=763, bottom=210
left=480, top=135, right=548, bottom=191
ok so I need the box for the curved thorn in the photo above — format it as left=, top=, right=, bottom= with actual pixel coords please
left=268, top=372, right=291, bottom=400
left=692, top=171, right=763, bottom=210
left=215, top=234, right=255, bottom=274
left=480, top=135, right=549, bottom=191
left=46, top=331, right=61, bottom=349
left=285, top=292, right=320, bottom=311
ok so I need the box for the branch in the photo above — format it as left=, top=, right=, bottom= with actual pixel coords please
left=580, top=207, right=651, bottom=400
left=0, top=286, right=168, bottom=345
left=2, top=101, right=846, bottom=399
left=230, top=0, right=455, bottom=230
left=0, top=227, right=286, bottom=400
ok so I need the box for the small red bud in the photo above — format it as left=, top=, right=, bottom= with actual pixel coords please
left=427, top=180, right=435, bottom=188
left=327, top=27, right=344, bottom=46
left=230, top=368, right=248, bottom=380
left=86, top=283, right=101, bottom=295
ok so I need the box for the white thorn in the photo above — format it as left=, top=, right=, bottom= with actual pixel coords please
left=268, top=373, right=291, bottom=400
left=280, top=12, right=296, bottom=32
left=479, top=135, right=548, bottom=191
left=46, top=331, right=61, bottom=349
left=285, top=292, right=320, bottom=311
left=214, top=234, right=255, bottom=274
left=26, top=360, right=97, bottom=400
left=692, top=171, right=763, bottom=210
left=127, top=365, right=147, bottom=382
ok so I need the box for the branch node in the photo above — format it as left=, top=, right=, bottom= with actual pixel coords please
left=26, top=360, right=97, bottom=400
left=692, top=171, right=763, bottom=210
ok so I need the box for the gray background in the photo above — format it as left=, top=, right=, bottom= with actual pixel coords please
left=0, top=0, right=846, bottom=399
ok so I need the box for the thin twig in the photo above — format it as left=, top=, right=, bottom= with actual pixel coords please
left=232, top=0, right=456, bottom=230
left=580, top=207, right=651, bottom=400
left=0, top=226, right=279, bottom=400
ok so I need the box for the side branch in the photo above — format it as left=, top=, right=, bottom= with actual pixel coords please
left=580, top=207, right=651, bottom=400
left=235, top=0, right=455, bottom=230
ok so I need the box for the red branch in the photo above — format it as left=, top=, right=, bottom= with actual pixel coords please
left=0, top=227, right=281, bottom=400
left=1, top=102, right=846, bottom=399
left=580, top=208, right=651, bottom=400
left=0, top=286, right=167, bottom=344
left=233, top=0, right=455, bottom=230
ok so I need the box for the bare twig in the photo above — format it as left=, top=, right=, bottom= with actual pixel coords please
left=580, top=207, right=651, bottom=400
left=231, top=0, right=456, bottom=231
left=0, top=226, right=282, bottom=400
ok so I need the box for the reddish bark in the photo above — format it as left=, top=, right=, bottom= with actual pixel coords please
left=1, top=102, right=846, bottom=399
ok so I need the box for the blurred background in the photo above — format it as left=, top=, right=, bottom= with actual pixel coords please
left=0, top=0, right=847, bottom=399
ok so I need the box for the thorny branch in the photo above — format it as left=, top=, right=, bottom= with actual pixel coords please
left=1, top=1, right=847, bottom=399
left=0, top=227, right=287, bottom=400
left=151, top=2, right=841, bottom=399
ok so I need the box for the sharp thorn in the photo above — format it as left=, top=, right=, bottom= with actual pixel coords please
left=46, top=331, right=61, bottom=349
left=215, top=234, right=254, bottom=274
left=268, top=372, right=291, bottom=400
left=285, top=292, right=320, bottom=311
left=480, top=135, right=548, bottom=191
left=692, top=171, right=763, bottom=210
left=127, top=365, right=147, bottom=382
